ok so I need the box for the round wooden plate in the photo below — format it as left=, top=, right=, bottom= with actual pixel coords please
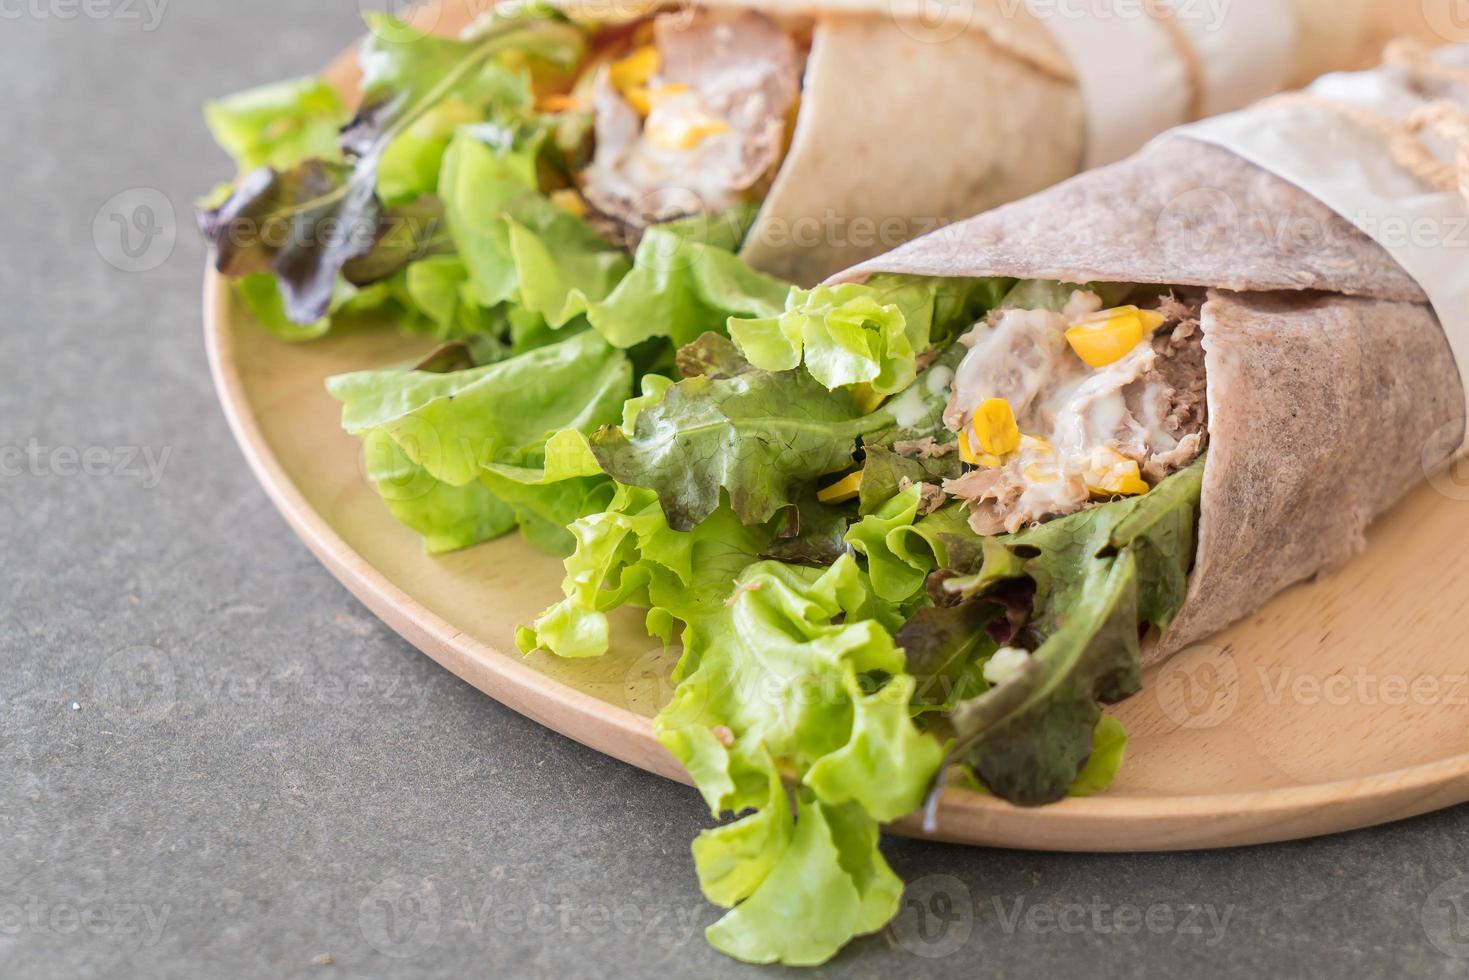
left=203, top=1, right=1469, bottom=850
left=205, top=272, right=1469, bottom=851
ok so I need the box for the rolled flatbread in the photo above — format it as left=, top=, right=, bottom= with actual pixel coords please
left=336, top=0, right=1441, bottom=284
left=833, top=75, right=1468, bottom=664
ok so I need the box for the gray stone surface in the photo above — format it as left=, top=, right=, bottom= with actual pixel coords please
left=3, top=2, right=1469, bottom=977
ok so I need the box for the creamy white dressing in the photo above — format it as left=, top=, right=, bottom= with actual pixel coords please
left=983, top=646, right=1031, bottom=686
left=891, top=385, right=931, bottom=428
left=925, top=365, right=954, bottom=396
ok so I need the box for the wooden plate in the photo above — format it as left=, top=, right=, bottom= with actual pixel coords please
left=205, top=273, right=1469, bottom=851
left=203, top=1, right=1469, bottom=849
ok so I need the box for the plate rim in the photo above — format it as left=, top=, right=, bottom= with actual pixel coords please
left=204, top=267, right=1469, bottom=851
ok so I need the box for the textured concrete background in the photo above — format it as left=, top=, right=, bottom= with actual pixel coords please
left=4, top=2, right=1469, bottom=977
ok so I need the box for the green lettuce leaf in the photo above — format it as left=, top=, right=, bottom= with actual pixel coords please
left=516, top=480, right=778, bottom=659
left=439, top=127, right=630, bottom=318
left=439, top=131, right=788, bottom=349
left=702, top=793, right=902, bottom=967
left=233, top=273, right=393, bottom=343
left=359, top=428, right=518, bottom=552
left=653, top=555, right=941, bottom=965
left=1069, top=714, right=1128, bottom=797
left=326, top=329, right=630, bottom=553
left=584, top=210, right=789, bottom=348
left=204, top=75, right=346, bottom=175
left=200, top=9, right=584, bottom=325
left=937, top=458, right=1205, bottom=805
left=591, top=340, right=896, bottom=531
left=728, top=274, right=1009, bottom=395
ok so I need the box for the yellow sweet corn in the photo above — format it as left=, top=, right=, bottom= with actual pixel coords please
left=1065, top=306, right=1167, bottom=368
left=536, top=93, right=582, bottom=114
left=817, top=471, right=863, bottom=504
left=623, top=81, right=689, bottom=117
left=610, top=45, right=660, bottom=100
left=971, top=398, right=1021, bottom=456
left=549, top=189, right=588, bottom=218
left=1085, top=447, right=1150, bottom=497
left=958, top=431, right=1004, bottom=468
left=646, top=111, right=731, bottom=150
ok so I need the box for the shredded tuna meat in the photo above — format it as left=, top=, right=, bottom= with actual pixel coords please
left=892, top=436, right=957, bottom=460
left=581, top=10, right=804, bottom=241
left=942, top=289, right=1209, bottom=535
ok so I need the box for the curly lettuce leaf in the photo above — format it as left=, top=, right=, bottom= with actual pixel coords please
left=585, top=210, right=789, bottom=348
left=728, top=274, right=1009, bottom=395
left=439, top=127, right=630, bottom=317
left=204, top=75, right=346, bottom=175
left=702, top=793, right=902, bottom=967
left=591, top=341, right=896, bottom=531
left=326, top=329, right=630, bottom=553
left=516, top=482, right=776, bottom=659
left=439, top=132, right=788, bottom=349
left=200, top=10, right=584, bottom=325
left=653, top=555, right=941, bottom=965
left=233, top=272, right=393, bottom=343
left=360, top=428, right=518, bottom=552
left=936, top=458, right=1205, bottom=805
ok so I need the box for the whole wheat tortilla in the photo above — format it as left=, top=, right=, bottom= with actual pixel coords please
left=831, top=131, right=1466, bottom=666
left=392, top=0, right=1436, bottom=285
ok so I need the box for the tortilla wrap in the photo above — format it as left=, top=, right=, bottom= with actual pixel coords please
left=832, top=127, right=1466, bottom=666
left=360, top=0, right=1438, bottom=284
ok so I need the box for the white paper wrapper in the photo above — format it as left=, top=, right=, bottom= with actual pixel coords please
left=1180, top=50, right=1469, bottom=446
left=1031, top=0, right=1295, bottom=166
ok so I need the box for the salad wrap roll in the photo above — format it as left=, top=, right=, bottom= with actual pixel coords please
left=832, top=49, right=1469, bottom=667
left=306, top=0, right=1436, bottom=288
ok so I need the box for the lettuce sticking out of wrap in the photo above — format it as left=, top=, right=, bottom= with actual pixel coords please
left=728, top=274, right=1010, bottom=395
left=326, top=329, right=630, bottom=555
left=201, top=6, right=807, bottom=339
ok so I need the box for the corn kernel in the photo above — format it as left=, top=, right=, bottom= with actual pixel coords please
left=971, top=398, right=1021, bottom=456
left=1085, top=447, right=1150, bottom=497
left=958, top=429, right=979, bottom=466
left=1065, top=306, right=1166, bottom=368
left=646, top=112, right=731, bottom=150
left=817, top=471, right=863, bottom=504
left=549, top=189, right=588, bottom=218
left=610, top=45, right=660, bottom=96
left=536, top=93, right=582, bottom=113
left=957, top=430, right=1007, bottom=467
